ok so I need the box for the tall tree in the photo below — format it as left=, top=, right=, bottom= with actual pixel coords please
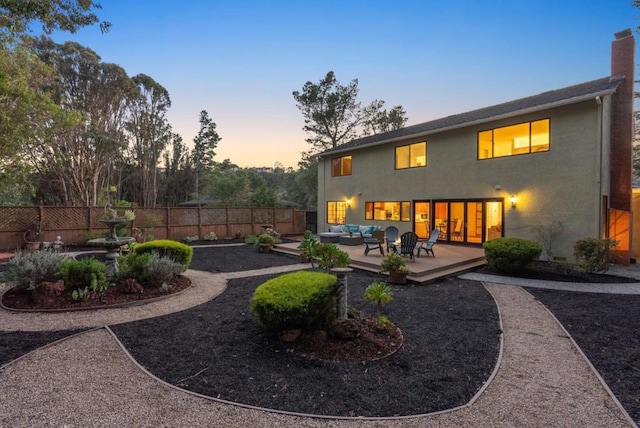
left=0, top=0, right=110, bottom=41
left=192, top=109, right=220, bottom=201
left=292, top=71, right=408, bottom=158
left=362, top=105, right=409, bottom=135
left=25, top=38, right=134, bottom=206
left=158, top=133, right=194, bottom=206
left=126, top=73, right=172, bottom=207
left=0, top=44, right=62, bottom=168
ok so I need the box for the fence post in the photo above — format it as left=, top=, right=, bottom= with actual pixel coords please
left=166, top=207, right=171, bottom=240
left=225, top=207, right=230, bottom=237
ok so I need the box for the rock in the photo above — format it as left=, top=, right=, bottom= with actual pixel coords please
left=280, top=329, right=302, bottom=343
left=313, top=330, right=327, bottom=344
left=34, top=280, right=65, bottom=306
left=119, top=278, right=144, bottom=295
left=330, top=318, right=361, bottom=340
left=35, top=280, right=65, bottom=297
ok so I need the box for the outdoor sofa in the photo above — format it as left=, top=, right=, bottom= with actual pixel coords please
left=318, top=224, right=381, bottom=243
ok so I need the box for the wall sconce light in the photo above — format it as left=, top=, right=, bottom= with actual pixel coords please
left=345, top=198, right=350, bottom=207
left=510, top=195, right=517, bottom=208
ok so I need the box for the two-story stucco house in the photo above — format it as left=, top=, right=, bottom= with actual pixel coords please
left=317, top=30, right=635, bottom=264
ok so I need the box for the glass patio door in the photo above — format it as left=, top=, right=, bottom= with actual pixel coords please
left=425, top=199, right=503, bottom=244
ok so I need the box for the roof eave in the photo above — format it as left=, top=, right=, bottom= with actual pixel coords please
left=318, top=89, right=617, bottom=158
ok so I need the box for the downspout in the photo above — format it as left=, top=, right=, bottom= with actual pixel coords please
left=595, top=95, right=605, bottom=239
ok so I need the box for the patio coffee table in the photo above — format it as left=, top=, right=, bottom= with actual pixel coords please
left=339, top=236, right=363, bottom=246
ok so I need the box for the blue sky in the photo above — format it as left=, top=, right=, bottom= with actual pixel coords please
left=46, top=0, right=639, bottom=168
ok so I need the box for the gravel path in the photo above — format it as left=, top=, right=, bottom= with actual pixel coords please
left=0, top=268, right=634, bottom=427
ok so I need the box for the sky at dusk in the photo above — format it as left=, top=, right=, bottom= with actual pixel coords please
left=45, top=0, right=639, bottom=169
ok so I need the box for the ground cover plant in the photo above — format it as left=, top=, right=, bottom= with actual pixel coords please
left=526, top=288, right=640, bottom=425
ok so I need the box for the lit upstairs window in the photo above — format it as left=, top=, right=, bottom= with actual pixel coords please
left=331, top=156, right=352, bottom=176
left=395, top=142, right=426, bottom=169
left=478, top=119, right=549, bottom=159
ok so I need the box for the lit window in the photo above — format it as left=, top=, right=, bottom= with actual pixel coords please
left=327, top=201, right=346, bottom=224
left=395, top=142, right=427, bottom=169
left=365, top=201, right=411, bottom=221
left=478, top=119, right=549, bottom=159
left=331, top=156, right=352, bottom=176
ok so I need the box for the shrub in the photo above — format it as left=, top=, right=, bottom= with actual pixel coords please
left=313, top=243, right=351, bottom=270
left=250, top=271, right=337, bottom=333
left=1, top=250, right=65, bottom=291
left=144, top=253, right=185, bottom=286
left=255, top=233, right=276, bottom=247
left=133, top=239, right=193, bottom=271
left=482, top=237, right=542, bottom=272
left=298, top=230, right=318, bottom=255
left=379, top=252, right=409, bottom=273
left=574, top=237, right=617, bottom=273
left=117, top=252, right=152, bottom=282
left=203, top=232, right=217, bottom=241
left=59, top=258, right=108, bottom=291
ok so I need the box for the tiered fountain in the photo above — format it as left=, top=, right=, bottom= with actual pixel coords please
left=87, top=207, right=135, bottom=280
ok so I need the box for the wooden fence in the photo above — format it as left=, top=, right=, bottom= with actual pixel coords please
left=0, top=206, right=306, bottom=251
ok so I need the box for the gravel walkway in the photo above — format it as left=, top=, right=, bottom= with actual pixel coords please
left=0, top=267, right=636, bottom=427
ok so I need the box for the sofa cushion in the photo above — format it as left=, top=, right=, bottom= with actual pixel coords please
left=346, top=224, right=360, bottom=233
left=329, top=225, right=343, bottom=233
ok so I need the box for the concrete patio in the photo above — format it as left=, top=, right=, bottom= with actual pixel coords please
left=275, top=239, right=486, bottom=283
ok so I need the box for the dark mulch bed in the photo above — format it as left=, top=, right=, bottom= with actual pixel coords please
left=111, top=270, right=501, bottom=417
left=189, top=243, right=301, bottom=273
left=526, top=288, right=640, bottom=425
left=0, top=329, right=86, bottom=366
left=476, top=261, right=638, bottom=283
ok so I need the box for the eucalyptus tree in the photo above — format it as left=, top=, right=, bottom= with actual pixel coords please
left=0, top=0, right=110, bottom=42
left=25, top=37, right=135, bottom=206
left=125, top=73, right=172, bottom=207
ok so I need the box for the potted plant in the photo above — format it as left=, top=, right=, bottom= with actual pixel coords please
left=297, top=230, right=319, bottom=264
left=23, top=220, right=44, bottom=250
left=379, top=252, right=411, bottom=284
left=256, top=233, right=276, bottom=252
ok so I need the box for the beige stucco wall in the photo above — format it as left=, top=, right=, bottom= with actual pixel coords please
left=318, top=98, right=610, bottom=261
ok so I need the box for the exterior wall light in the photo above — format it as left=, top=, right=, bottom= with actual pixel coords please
left=510, top=195, right=517, bottom=208
left=345, top=198, right=350, bottom=207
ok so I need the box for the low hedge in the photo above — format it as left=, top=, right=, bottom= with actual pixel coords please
left=250, top=271, right=337, bottom=333
left=133, top=239, right=193, bottom=271
left=482, top=237, right=542, bottom=272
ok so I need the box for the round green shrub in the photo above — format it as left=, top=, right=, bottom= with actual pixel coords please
left=482, top=237, right=542, bottom=272
left=250, top=271, right=337, bottom=333
left=133, top=239, right=193, bottom=271
left=59, top=258, right=108, bottom=290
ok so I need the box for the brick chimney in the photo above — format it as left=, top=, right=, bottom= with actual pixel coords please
left=609, top=28, right=635, bottom=211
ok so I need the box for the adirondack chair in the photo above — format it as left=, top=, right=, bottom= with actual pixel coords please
left=362, top=230, right=385, bottom=256
left=417, top=228, right=440, bottom=257
left=384, top=226, right=399, bottom=254
left=399, top=231, right=419, bottom=261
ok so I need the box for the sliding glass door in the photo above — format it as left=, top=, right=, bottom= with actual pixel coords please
left=413, top=199, right=503, bottom=244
